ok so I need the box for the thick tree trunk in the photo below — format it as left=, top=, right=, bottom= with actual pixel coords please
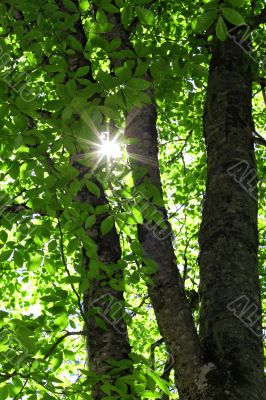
left=125, top=83, right=213, bottom=399
left=199, top=38, right=265, bottom=399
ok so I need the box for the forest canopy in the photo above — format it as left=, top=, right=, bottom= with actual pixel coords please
left=0, top=0, right=265, bottom=399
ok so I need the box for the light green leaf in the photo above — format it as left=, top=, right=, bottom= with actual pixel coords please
left=142, top=391, right=162, bottom=398
left=44, top=260, right=56, bottom=275
left=192, top=10, right=217, bottom=32
left=146, top=369, right=171, bottom=396
left=142, top=258, right=157, bottom=275
left=221, top=7, right=246, bottom=25
left=101, top=216, right=114, bottom=235
left=135, top=6, right=155, bottom=25
left=85, top=215, right=96, bottom=229
left=132, top=208, right=143, bottom=224
left=95, top=204, right=109, bottom=215
left=54, top=314, right=68, bottom=330
left=216, top=16, right=228, bottom=41
left=86, top=181, right=101, bottom=198
left=0, top=385, right=9, bottom=399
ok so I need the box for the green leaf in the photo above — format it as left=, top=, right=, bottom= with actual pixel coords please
left=216, top=16, right=228, bottom=41
left=109, top=278, right=124, bottom=291
left=135, top=6, right=155, bottom=25
left=142, top=391, right=162, bottom=398
left=86, top=181, right=101, bottom=198
left=127, top=78, right=151, bottom=91
left=85, top=214, right=96, bottom=229
left=226, top=0, right=244, bottom=7
left=146, top=369, right=171, bottom=395
left=54, top=314, right=68, bottom=330
left=44, top=260, right=56, bottom=275
left=68, top=35, right=84, bottom=52
left=221, top=7, right=246, bottom=25
left=48, top=240, right=57, bottom=252
left=62, top=0, right=78, bottom=12
left=0, top=310, right=9, bottom=319
left=75, top=66, right=90, bottom=78
left=13, top=251, right=24, bottom=267
left=101, top=0, right=119, bottom=13
left=121, top=5, right=134, bottom=28
left=101, top=216, right=114, bottom=235
left=0, top=385, right=9, bottom=399
left=80, top=1, right=89, bottom=11
left=142, top=258, right=157, bottom=275
left=95, top=316, right=108, bottom=331
left=192, top=10, right=217, bottom=32
left=132, top=208, right=143, bottom=224
left=95, top=204, right=109, bottom=215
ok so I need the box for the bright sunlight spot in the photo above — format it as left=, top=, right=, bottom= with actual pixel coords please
left=98, top=131, right=122, bottom=160
left=100, top=139, right=121, bottom=159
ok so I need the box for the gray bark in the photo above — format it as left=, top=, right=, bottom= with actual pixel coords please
left=199, top=37, right=265, bottom=400
left=124, top=85, right=207, bottom=399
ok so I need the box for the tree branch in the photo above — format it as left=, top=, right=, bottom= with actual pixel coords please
left=44, top=331, right=86, bottom=359
left=253, top=130, right=266, bottom=147
left=57, top=216, right=87, bottom=325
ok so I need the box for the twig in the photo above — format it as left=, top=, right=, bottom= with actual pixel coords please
left=44, top=330, right=86, bottom=360
left=151, top=338, right=164, bottom=370
left=261, top=85, right=266, bottom=107
left=57, top=216, right=87, bottom=325
left=13, top=376, right=29, bottom=399
left=160, top=356, right=173, bottom=400
left=253, top=130, right=266, bottom=147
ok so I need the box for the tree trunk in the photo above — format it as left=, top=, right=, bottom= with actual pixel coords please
left=74, top=167, right=131, bottom=399
left=125, top=82, right=211, bottom=399
left=199, top=37, right=265, bottom=400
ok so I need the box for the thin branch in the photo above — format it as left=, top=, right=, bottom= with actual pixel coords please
left=57, top=216, right=87, bottom=326
left=167, top=131, right=192, bottom=164
left=260, top=84, right=266, bottom=106
left=151, top=338, right=164, bottom=370
left=44, top=330, right=86, bottom=360
left=13, top=376, right=29, bottom=399
left=160, top=356, right=173, bottom=400
left=253, top=130, right=266, bottom=147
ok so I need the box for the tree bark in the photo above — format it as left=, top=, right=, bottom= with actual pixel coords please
left=74, top=167, right=132, bottom=399
left=124, top=85, right=207, bottom=398
left=199, top=37, right=266, bottom=400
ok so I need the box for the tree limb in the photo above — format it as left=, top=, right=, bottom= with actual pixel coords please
left=253, top=130, right=266, bottom=147
left=44, top=331, right=86, bottom=359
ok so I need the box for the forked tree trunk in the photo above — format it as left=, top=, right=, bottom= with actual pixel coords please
left=199, top=37, right=265, bottom=400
